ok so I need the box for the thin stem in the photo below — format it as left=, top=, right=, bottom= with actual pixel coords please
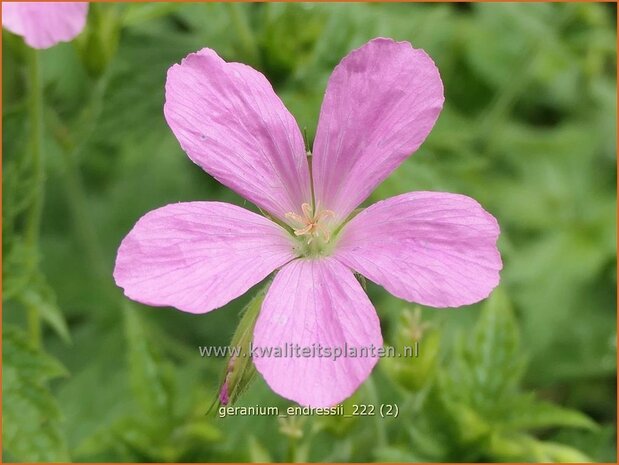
left=27, top=306, right=41, bottom=349
left=364, top=376, right=388, bottom=449
left=25, top=48, right=44, bottom=347
left=52, top=75, right=111, bottom=283
left=287, top=436, right=297, bottom=463
left=59, top=149, right=108, bottom=280
left=25, top=48, right=44, bottom=248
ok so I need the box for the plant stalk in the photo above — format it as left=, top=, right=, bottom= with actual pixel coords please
left=25, top=48, right=44, bottom=347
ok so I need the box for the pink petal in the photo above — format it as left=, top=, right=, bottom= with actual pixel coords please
left=114, top=202, right=295, bottom=314
left=312, top=38, right=444, bottom=222
left=164, top=49, right=311, bottom=222
left=334, top=192, right=502, bottom=308
left=253, top=258, right=382, bottom=407
left=3, top=2, right=88, bottom=49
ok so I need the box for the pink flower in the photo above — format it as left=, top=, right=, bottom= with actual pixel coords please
left=3, top=2, right=89, bottom=49
left=114, top=38, right=502, bottom=407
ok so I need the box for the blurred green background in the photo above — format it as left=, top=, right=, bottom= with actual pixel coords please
left=2, top=2, right=617, bottom=462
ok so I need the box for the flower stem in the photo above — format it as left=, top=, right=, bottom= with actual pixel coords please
left=51, top=75, right=111, bottom=282
left=59, top=147, right=107, bottom=280
left=364, top=377, right=387, bottom=449
left=287, top=436, right=297, bottom=463
left=26, top=49, right=44, bottom=248
left=25, top=47, right=44, bottom=348
left=26, top=305, right=42, bottom=349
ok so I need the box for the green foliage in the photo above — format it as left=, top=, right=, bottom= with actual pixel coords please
left=124, top=303, right=174, bottom=419
left=3, top=326, right=69, bottom=462
left=19, top=277, right=71, bottom=344
left=447, top=290, right=525, bottom=413
left=73, top=304, right=222, bottom=462
left=398, top=292, right=598, bottom=462
left=382, top=308, right=441, bottom=392
left=2, top=2, right=616, bottom=463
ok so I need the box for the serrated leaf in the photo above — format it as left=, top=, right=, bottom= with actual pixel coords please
left=450, top=288, right=525, bottom=412
left=434, top=290, right=597, bottom=462
left=2, top=240, right=35, bottom=302
left=3, top=326, right=69, bottom=462
left=3, top=326, right=68, bottom=380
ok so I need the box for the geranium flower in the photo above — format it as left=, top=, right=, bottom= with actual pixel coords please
left=3, top=2, right=89, bottom=49
left=114, top=38, right=502, bottom=407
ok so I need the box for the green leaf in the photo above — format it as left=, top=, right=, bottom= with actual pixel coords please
left=258, top=3, right=328, bottom=84
left=373, top=445, right=425, bottom=462
left=179, top=421, right=222, bottom=443
left=3, top=325, right=68, bottom=381
left=3, top=325, right=69, bottom=462
left=552, top=426, right=617, bottom=463
left=500, top=394, right=598, bottom=432
left=19, top=278, right=71, bottom=344
left=382, top=307, right=441, bottom=392
left=530, top=440, right=595, bottom=463
left=247, top=435, right=272, bottom=463
left=123, top=303, right=173, bottom=419
left=488, top=432, right=596, bottom=462
left=449, top=288, right=525, bottom=412
left=121, top=3, right=180, bottom=27
left=433, top=289, right=598, bottom=461
left=486, top=432, right=533, bottom=462
left=2, top=239, right=35, bottom=302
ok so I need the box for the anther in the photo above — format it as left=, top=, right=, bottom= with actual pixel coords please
left=285, top=203, right=335, bottom=243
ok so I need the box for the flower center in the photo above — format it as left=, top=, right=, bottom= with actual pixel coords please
left=285, top=203, right=336, bottom=256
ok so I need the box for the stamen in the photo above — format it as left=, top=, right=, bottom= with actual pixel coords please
left=301, top=202, right=313, bottom=219
left=285, top=211, right=306, bottom=224
left=315, top=223, right=331, bottom=242
left=294, top=224, right=313, bottom=236
left=315, top=209, right=335, bottom=222
left=284, top=203, right=336, bottom=245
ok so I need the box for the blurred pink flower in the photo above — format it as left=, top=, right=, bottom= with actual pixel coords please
left=3, top=2, right=88, bottom=49
left=114, top=38, right=502, bottom=407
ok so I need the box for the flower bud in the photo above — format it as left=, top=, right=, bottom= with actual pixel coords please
left=75, top=3, right=120, bottom=77
left=213, top=288, right=265, bottom=410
